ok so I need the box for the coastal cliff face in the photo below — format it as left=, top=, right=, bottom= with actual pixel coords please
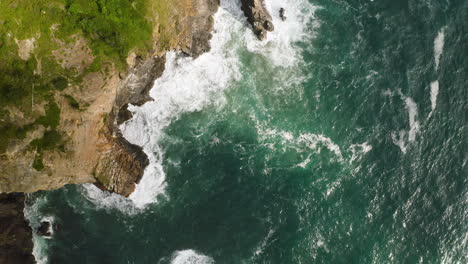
left=0, top=193, right=34, bottom=263
left=0, top=0, right=269, bottom=262
left=0, top=0, right=271, bottom=197
left=0, top=0, right=219, bottom=197
left=98, top=0, right=220, bottom=196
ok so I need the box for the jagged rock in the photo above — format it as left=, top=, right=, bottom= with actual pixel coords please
left=182, top=0, right=220, bottom=57
left=93, top=123, right=149, bottom=197
left=0, top=0, right=222, bottom=261
left=0, top=0, right=221, bottom=197
left=113, top=55, right=166, bottom=121
left=36, top=221, right=58, bottom=237
left=94, top=0, right=221, bottom=197
left=0, top=193, right=34, bottom=264
left=241, top=0, right=274, bottom=40
left=279, top=8, right=286, bottom=21
left=36, top=221, right=50, bottom=236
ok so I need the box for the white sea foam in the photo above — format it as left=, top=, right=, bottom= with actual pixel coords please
left=170, top=250, right=214, bottom=264
left=298, top=133, right=343, bottom=161
left=80, top=183, right=143, bottom=214
left=81, top=0, right=317, bottom=209
left=326, top=180, right=341, bottom=196
left=310, top=232, right=329, bottom=260
left=251, top=114, right=344, bottom=165
left=349, top=142, right=372, bottom=163
left=121, top=0, right=317, bottom=208
left=434, top=28, right=445, bottom=71
left=252, top=228, right=275, bottom=258
left=391, top=130, right=408, bottom=154
left=40, top=216, right=55, bottom=239
left=428, top=80, right=439, bottom=118
left=297, top=154, right=312, bottom=168
left=24, top=195, right=49, bottom=264
left=428, top=27, right=445, bottom=120
left=391, top=96, right=420, bottom=153
left=405, top=97, right=420, bottom=143
left=31, top=236, right=48, bottom=264
left=247, top=0, right=318, bottom=66
left=121, top=5, right=246, bottom=208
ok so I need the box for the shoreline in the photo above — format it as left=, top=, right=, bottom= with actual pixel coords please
left=0, top=0, right=273, bottom=262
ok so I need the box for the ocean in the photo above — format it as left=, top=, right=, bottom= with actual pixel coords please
left=25, top=0, right=467, bottom=263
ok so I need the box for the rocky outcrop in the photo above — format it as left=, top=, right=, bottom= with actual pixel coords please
left=36, top=220, right=58, bottom=237
left=91, top=56, right=166, bottom=197
left=0, top=0, right=221, bottom=261
left=93, top=125, right=149, bottom=197
left=241, top=0, right=274, bottom=40
left=182, top=0, right=220, bottom=57
left=0, top=193, right=34, bottom=264
left=0, top=0, right=220, bottom=197
left=94, top=0, right=220, bottom=197
left=279, top=8, right=286, bottom=21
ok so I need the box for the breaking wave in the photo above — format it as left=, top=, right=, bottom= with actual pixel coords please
left=118, top=0, right=317, bottom=209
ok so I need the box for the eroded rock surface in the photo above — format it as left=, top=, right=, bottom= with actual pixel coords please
left=241, top=0, right=274, bottom=40
left=0, top=0, right=221, bottom=262
left=36, top=220, right=58, bottom=237
left=0, top=193, right=34, bottom=264
left=0, top=0, right=220, bottom=197
left=93, top=0, right=220, bottom=196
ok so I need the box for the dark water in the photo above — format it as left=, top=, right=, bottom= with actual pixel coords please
left=26, top=0, right=467, bottom=263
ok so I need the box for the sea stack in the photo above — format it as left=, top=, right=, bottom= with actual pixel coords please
left=279, top=8, right=286, bottom=21
left=241, top=0, right=274, bottom=40
left=36, top=220, right=58, bottom=237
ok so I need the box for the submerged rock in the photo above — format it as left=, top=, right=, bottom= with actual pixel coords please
left=241, top=0, right=274, bottom=40
left=279, top=8, right=286, bottom=21
left=36, top=220, right=58, bottom=237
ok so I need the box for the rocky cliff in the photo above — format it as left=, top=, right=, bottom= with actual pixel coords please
left=98, top=0, right=220, bottom=196
left=0, top=0, right=271, bottom=199
left=0, top=193, right=34, bottom=264
left=0, top=2, right=219, bottom=261
left=0, top=0, right=273, bottom=262
left=0, top=0, right=220, bottom=197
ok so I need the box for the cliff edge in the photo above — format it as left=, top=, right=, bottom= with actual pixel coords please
left=0, top=0, right=276, bottom=262
left=0, top=0, right=219, bottom=197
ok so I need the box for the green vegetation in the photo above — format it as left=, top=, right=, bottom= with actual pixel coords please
left=0, top=0, right=154, bottom=155
left=0, top=99, right=60, bottom=154
left=0, top=0, right=153, bottom=66
left=30, top=130, right=64, bottom=171
left=0, top=0, right=154, bottom=108
left=63, top=0, right=153, bottom=64
left=30, top=130, right=62, bottom=151
left=0, top=0, right=179, bottom=158
left=36, top=101, right=61, bottom=129
left=51, top=77, right=68, bottom=90
left=64, top=94, right=80, bottom=109
left=32, top=153, right=45, bottom=170
left=0, top=122, right=30, bottom=153
left=86, top=57, right=103, bottom=73
left=0, top=58, right=39, bottom=107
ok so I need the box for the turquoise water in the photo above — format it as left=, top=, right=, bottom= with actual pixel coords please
left=26, top=0, right=467, bottom=263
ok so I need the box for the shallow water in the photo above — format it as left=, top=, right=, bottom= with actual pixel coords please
left=26, top=0, right=467, bottom=263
